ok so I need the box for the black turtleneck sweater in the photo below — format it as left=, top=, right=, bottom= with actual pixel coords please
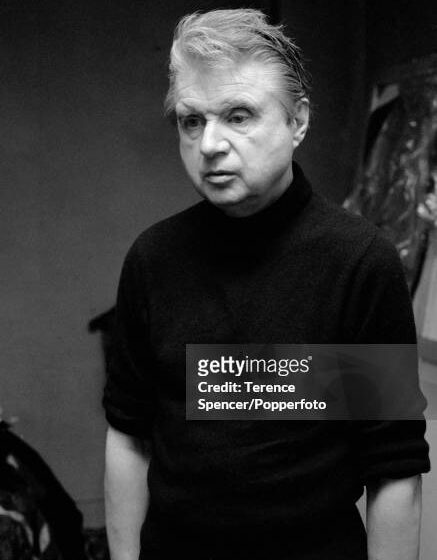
left=103, top=164, right=430, bottom=559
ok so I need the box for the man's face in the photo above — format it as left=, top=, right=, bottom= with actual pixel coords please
left=174, top=59, right=308, bottom=217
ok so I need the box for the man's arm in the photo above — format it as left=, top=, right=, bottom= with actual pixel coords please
left=104, top=426, right=151, bottom=560
left=366, top=475, right=422, bottom=560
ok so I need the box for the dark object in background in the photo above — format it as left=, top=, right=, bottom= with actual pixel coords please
left=0, top=510, right=34, bottom=560
left=89, top=307, right=116, bottom=376
left=0, top=420, right=87, bottom=560
left=84, top=528, right=110, bottom=560
left=344, top=54, right=437, bottom=295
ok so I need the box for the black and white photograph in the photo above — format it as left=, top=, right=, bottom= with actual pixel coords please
left=1, top=1, right=437, bottom=558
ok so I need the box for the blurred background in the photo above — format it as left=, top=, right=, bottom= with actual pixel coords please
left=1, top=0, right=437, bottom=558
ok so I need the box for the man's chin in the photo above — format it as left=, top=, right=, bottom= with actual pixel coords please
left=207, top=193, right=259, bottom=217
left=195, top=183, right=243, bottom=206
left=190, top=180, right=254, bottom=215
left=204, top=190, right=246, bottom=211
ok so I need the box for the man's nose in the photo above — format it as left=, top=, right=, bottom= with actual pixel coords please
left=199, top=121, right=230, bottom=158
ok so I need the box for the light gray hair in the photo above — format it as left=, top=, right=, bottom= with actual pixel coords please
left=164, top=8, right=311, bottom=118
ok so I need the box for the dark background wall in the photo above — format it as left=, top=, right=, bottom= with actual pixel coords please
left=366, top=0, right=437, bottom=79
left=1, top=0, right=436, bottom=548
left=281, top=0, right=367, bottom=202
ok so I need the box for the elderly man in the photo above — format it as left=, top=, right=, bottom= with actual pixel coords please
left=103, top=9, right=429, bottom=560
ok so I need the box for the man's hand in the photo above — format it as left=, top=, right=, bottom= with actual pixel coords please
left=366, top=475, right=422, bottom=560
left=104, top=426, right=151, bottom=560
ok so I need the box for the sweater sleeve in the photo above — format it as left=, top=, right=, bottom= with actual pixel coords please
left=344, top=233, right=430, bottom=483
left=102, top=240, right=155, bottom=438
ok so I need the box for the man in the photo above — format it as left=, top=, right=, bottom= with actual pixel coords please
left=103, top=9, right=430, bottom=560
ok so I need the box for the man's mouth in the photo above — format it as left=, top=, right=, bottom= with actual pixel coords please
left=204, top=171, right=235, bottom=184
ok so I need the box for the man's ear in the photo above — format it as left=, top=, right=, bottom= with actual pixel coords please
left=291, top=98, right=310, bottom=148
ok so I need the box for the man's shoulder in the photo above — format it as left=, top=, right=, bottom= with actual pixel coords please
left=306, top=191, right=399, bottom=266
left=125, top=200, right=207, bottom=263
left=309, top=191, right=377, bottom=238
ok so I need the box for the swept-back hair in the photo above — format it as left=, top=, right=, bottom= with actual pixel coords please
left=164, top=8, right=311, bottom=117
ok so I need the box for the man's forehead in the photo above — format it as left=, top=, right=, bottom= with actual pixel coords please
left=174, top=59, right=278, bottom=112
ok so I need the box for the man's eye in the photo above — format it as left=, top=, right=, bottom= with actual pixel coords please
left=181, top=116, right=202, bottom=130
left=228, top=110, right=251, bottom=125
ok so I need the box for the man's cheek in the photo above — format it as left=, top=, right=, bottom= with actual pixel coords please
left=183, top=158, right=201, bottom=186
left=180, top=149, right=194, bottom=171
